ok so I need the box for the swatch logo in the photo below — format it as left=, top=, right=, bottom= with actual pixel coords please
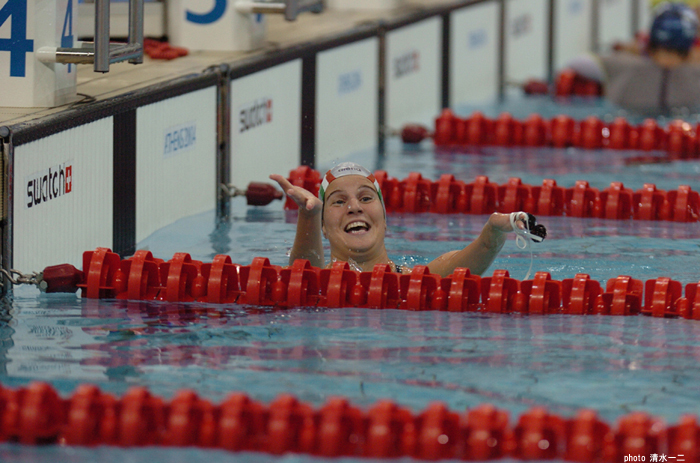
left=338, top=70, right=362, bottom=95
left=239, top=98, right=272, bottom=133
left=164, top=121, right=197, bottom=157
left=394, top=50, right=420, bottom=79
left=26, top=162, right=72, bottom=209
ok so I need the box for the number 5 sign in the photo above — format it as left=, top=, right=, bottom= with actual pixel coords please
left=0, top=0, right=77, bottom=107
left=167, top=0, right=267, bottom=52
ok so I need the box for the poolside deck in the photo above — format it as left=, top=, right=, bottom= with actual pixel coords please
left=0, top=0, right=461, bottom=127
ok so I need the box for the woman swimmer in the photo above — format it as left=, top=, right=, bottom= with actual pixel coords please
left=270, top=162, right=546, bottom=277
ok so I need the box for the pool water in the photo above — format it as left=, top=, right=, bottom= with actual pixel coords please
left=2, top=99, right=700, bottom=462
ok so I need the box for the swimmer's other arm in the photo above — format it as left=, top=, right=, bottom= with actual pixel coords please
left=269, top=174, right=325, bottom=268
left=427, top=212, right=524, bottom=278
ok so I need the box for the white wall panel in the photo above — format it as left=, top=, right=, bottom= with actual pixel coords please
left=13, top=118, right=113, bottom=271
left=386, top=17, right=442, bottom=128
left=505, top=0, right=548, bottom=82
left=230, top=60, right=302, bottom=186
left=555, top=0, right=593, bottom=70
left=450, top=2, right=500, bottom=106
left=599, top=0, right=633, bottom=51
left=136, top=86, right=217, bottom=243
left=638, top=0, right=653, bottom=33
left=316, top=38, right=378, bottom=166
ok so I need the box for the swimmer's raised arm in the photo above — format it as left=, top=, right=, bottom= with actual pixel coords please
left=269, top=174, right=324, bottom=268
left=427, top=212, right=545, bottom=277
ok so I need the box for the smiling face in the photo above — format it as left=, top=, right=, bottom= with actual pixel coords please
left=321, top=175, right=387, bottom=263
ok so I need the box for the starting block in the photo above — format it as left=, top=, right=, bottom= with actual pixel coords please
left=0, top=0, right=78, bottom=107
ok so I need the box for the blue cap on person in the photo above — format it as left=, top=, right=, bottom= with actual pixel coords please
left=319, top=162, right=385, bottom=215
left=649, top=2, right=698, bottom=52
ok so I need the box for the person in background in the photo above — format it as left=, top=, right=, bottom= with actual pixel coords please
left=270, top=162, right=546, bottom=278
left=617, top=0, right=700, bottom=58
left=548, top=2, right=700, bottom=113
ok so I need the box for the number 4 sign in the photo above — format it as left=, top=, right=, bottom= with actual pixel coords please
left=0, top=0, right=34, bottom=77
left=0, top=0, right=77, bottom=107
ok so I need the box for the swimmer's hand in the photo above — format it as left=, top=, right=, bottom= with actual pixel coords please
left=487, top=212, right=547, bottom=242
left=269, top=174, right=323, bottom=215
left=509, top=211, right=547, bottom=242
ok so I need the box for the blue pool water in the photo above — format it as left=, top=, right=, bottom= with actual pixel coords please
left=2, top=98, right=700, bottom=462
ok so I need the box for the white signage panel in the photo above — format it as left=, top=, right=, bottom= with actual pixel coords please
left=386, top=17, right=442, bottom=128
left=599, top=0, right=633, bottom=51
left=505, top=0, right=548, bottom=83
left=555, top=0, right=593, bottom=70
left=136, top=87, right=217, bottom=243
left=230, top=60, right=302, bottom=187
left=13, top=117, right=114, bottom=271
left=316, top=38, right=378, bottom=166
left=638, top=0, right=653, bottom=34
left=450, top=2, right=500, bottom=106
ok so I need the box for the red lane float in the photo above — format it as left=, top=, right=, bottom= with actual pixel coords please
left=201, top=254, right=241, bottom=304
left=600, top=182, right=634, bottom=220
left=430, top=174, right=467, bottom=214
left=468, top=176, right=498, bottom=215
left=520, top=272, right=562, bottom=315
left=643, top=277, right=683, bottom=318
left=598, top=276, right=643, bottom=316
left=283, top=166, right=700, bottom=222
left=1, top=380, right=699, bottom=461
left=40, top=248, right=700, bottom=323
left=497, top=177, right=531, bottom=213
left=562, top=274, right=602, bottom=315
left=481, top=269, right=521, bottom=314
left=566, top=180, right=599, bottom=218
left=77, top=248, right=121, bottom=299
left=320, top=262, right=358, bottom=308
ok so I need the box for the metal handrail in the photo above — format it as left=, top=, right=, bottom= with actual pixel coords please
left=37, top=0, right=144, bottom=73
left=235, top=0, right=323, bottom=21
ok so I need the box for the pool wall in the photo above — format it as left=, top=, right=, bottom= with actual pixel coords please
left=0, top=0, right=650, bottom=283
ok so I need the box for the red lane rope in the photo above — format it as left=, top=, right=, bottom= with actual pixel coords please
left=282, top=166, right=700, bottom=222
left=426, top=110, right=700, bottom=158
left=42, top=248, right=700, bottom=319
left=1, top=380, right=698, bottom=461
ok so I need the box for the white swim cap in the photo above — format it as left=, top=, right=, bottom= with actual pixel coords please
left=319, top=162, right=385, bottom=215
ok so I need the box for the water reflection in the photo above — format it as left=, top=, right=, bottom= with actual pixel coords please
left=4, top=291, right=700, bottom=420
left=208, top=219, right=232, bottom=258
left=3, top=121, right=700, bottom=429
left=0, top=298, right=14, bottom=377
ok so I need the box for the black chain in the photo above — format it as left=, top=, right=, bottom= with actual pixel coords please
left=0, top=268, right=43, bottom=288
